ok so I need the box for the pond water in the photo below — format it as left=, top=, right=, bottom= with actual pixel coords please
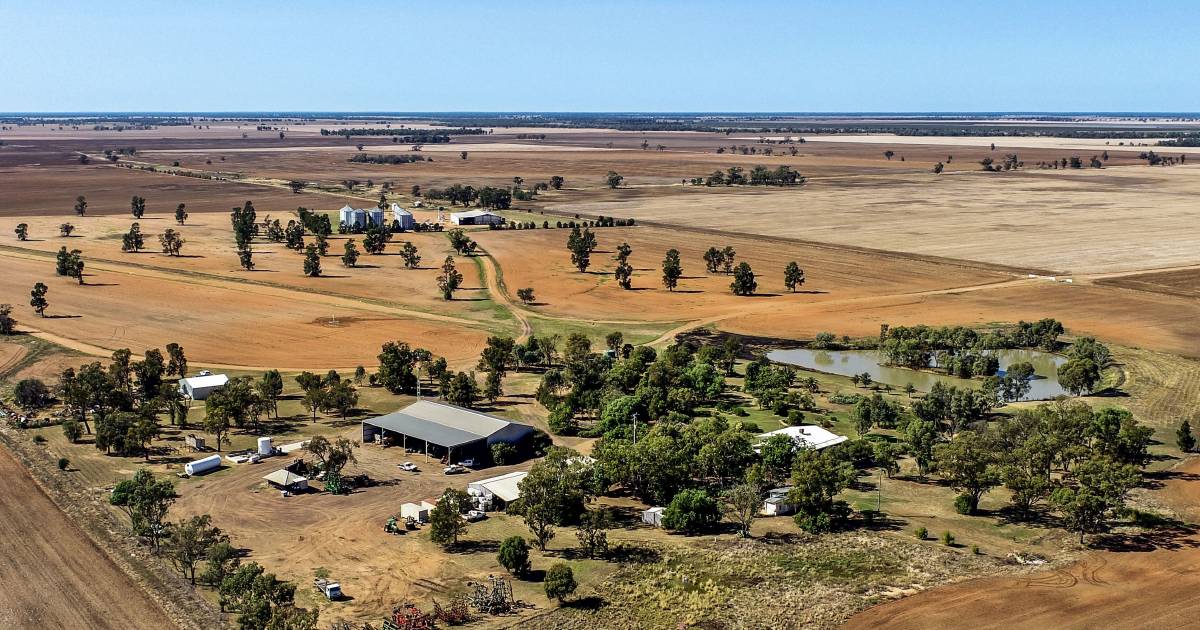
left=766, top=348, right=1069, bottom=401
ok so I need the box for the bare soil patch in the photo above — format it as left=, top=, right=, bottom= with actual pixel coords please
left=0, top=445, right=174, bottom=629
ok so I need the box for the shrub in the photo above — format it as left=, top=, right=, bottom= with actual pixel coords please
left=971, top=544, right=981, bottom=555
left=772, top=401, right=790, bottom=417
left=491, top=442, right=518, bottom=466
left=544, top=563, right=577, bottom=603
left=941, top=531, right=955, bottom=546
left=497, top=536, right=530, bottom=576
left=915, top=526, right=928, bottom=540
left=57, top=457, right=69, bottom=470
left=62, top=418, right=83, bottom=443
left=662, top=488, right=720, bottom=534
left=953, top=493, right=974, bottom=515
left=32, top=435, right=46, bottom=445
left=787, top=409, right=805, bottom=425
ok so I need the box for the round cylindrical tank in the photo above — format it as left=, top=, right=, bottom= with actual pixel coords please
left=257, top=437, right=273, bottom=456
left=184, top=454, right=221, bottom=475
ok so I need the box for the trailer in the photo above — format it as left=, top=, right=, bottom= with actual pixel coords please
left=184, top=434, right=206, bottom=451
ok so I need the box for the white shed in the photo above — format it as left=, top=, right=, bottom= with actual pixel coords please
left=467, top=471, right=528, bottom=509
left=450, top=209, right=503, bottom=226
left=642, top=506, right=665, bottom=527
left=179, top=373, right=229, bottom=401
left=760, top=487, right=798, bottom=516
left=400, top=500, right=436, bottom=523
left=184, top=454, right=221, bottom=476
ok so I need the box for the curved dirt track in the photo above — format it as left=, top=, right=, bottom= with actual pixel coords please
left=0, top=445, right=174, bottom=630
left=845, top=458, right=1200, bottom=630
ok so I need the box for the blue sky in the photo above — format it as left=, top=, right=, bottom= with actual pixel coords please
left=1, top=1, right=1196, bottom=112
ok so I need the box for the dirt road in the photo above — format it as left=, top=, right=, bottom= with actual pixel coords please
left=845, top=458, right=1200, bottom=630
left=0, top=445, right=174, bottom=629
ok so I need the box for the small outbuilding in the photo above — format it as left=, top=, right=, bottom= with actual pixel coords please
left=642, top=506, right=665, bottom=527
left=390, top=203, right=415, bottom=231
left=263, top=469, right=309, bottom=492
left=450, top=209, right=504, bottom=226
left=467, top=471, right=528, bottom=510
left=760, top=487, right=798, bottom=516
left=400, top=500, right=436, bottom=523
left=179, top=373, right=229, bottom=401
left=756, top=425, right=848, bottom=452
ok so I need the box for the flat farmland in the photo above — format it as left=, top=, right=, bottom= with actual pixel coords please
left=0, top=445, right=172, bottom=630
left=0, top=251, right=490, bottom=369
left=475, top=224, right=1010, bottom=324
left=0, top=164, right=361, bottom=217
left=543, top=165, right=1200, bottom=274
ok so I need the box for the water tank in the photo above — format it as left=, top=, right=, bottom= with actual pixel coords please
left=257, top=437, right=273, bottom=456
left=184, top=454, right=221, bottom=476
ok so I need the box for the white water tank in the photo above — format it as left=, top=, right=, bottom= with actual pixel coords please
left=184, top=454, right=221, bottom=476
left=257, top=437, right=273, bottom=456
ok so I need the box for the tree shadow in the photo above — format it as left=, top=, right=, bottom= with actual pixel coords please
left=445, top=539, right=500, bottom=555
left=669, top=289, right=704, bottom=294
left=564, top=595, right=605, bottom=611
left=43, top=314, right=82, bottom=319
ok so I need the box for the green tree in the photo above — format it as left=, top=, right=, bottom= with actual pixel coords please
left=257, top=370, right=283, bottom=418
left=575, top=508, right=610, bottom=558
left=437, top=256, right=463, bottom=299
left=1058, top=357, right=1101, bottom=395
left=165, top=514, right=227, bottom=584
left=400, top=241, right=421, bottom=268
left=566, top=227, right=593, bottom=272
left=497, top=536, right=530, bottom=576
left=784, top=262, right=806, bottom=292
left=29, top=282, right=49, bottom=317
left=787, top=449, right=856, bottom=533
left=722, top=481, right=761, bottom=538
left=544, top=563, right=577, bottom=603
left=445, top=371, right=479, bottom=407
left=74, top=195, right=87, bottom=216
left=515, top=446, right=593, bottom=549
left=516, top=287, right=535, bottom=304
left=429, top=487, right=472, bottom=546
left=159, top=228, right=185, bottom=256
left=110, top=468, right=176, bottom=551
left=933, top=430, right=1000, bottom=514
left=1050, top=456, right=1140, bottom=544
left=605, top=171, right=623, bottom=189
left=14, top=223, right=29, bottom=241
left=340, top=239, right=360, bottom=267
left=662, top=488, right=721, bottom=534
left=1178, top=420, right=1196, bottom=453
left=130, top=195, right=146, bottom=218
left=165, top=342, right=188, bottom=378
left=661, top=249, right=682, bottom=291
left=121, top=222, right=145, bottom=252
left=302, top=244, right=321, bottom=276
left=729, top=262, right=756, bottom=296
left=175, top=203, right=188, bottom=225
left=238, top=248, right=254, bottom=271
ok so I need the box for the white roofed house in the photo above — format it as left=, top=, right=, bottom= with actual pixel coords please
left=390, top=202, right=415, bottom=231
left=756, top=425, right=848, bottom=451
left=179, top=373, right=229, bottom=401
left=450, top=209, right=504, bottom=226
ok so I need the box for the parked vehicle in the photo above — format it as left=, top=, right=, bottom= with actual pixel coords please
left=398, top=462, right=419, bottom=472
left=314, top=578, right=342, bottom=600
left=458, top=458, right=477, bottom=469
left=462, top=510, right=487, bottom=522
left=443, top=464, right=466, bottom=475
